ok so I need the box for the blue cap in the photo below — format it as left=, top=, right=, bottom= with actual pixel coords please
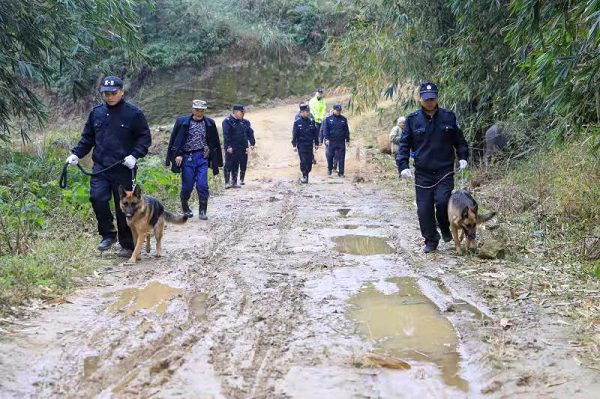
left=420, top=82, right=438, bottom=100
left=333, top=104, right=342, bottom=111
left=100, top=76, right=123, bottom=92
left=232, top=104, right=245, bottom=112
left=300, top=105, right=310, bottom=112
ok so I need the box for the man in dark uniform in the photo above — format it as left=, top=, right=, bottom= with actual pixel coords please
left=292, top=104, right=319, bottom=183
left=222, top=104, right=248, bottom=189
left=396, top=82, right=469, bottom=253
left=322, top=104, right=350, bottom=177
left=166, top=100, right=223, bottom=220
left=66, top=76, right=151, bottom=257
left=239, top=109, right=255, bottom=185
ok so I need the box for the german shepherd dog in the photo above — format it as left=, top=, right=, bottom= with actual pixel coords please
left=118, top=185, right=188, bottom=264
left=448, top=190, right=496, bottom=255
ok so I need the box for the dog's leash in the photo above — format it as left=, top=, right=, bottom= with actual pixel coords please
left=59, top=159, right=136, bottom=189
left=413, top=167, right=461, bottom=189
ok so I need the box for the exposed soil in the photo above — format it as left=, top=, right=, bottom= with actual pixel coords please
left=1, top=99, right=598, bottom=398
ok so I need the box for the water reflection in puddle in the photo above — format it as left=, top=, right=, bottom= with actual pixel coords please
left=105, top=281, right=181, bottom=316
left=346, top=278, right=469, bottom=391
left=331, top=235, right=394, bottom=255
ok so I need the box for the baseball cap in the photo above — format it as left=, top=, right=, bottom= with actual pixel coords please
left=100, top=76, right=123, bottom=92
left=192, top=99, right=208, bottom=109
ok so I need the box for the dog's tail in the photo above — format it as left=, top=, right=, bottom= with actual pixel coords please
left=477, top=212, right=496, bottom=224
left=164, top=211, right=188, bottom=224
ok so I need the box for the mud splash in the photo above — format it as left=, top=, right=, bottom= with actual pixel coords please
left=346, top=278, right=469, bottom=391
left=331, top=235, right=395, bottom=255
left=105, top=281, right=181, bottom=316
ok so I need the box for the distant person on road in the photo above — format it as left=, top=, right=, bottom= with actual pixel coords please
left=292, top=104, right=319, bottom=184
left=309, top=89, right=327, bottom=166
left=389, top=116, right=406, bottom=155
left=166, top=100, right=223, bottom=220
left=322, top=104, right=350, bottom=177
left=239, top=109, right=256, bottom=185
left=66, top=76, right=151, bottom=258
left=396, top=82, right=469, bottom=253
left=222, top=104, right=249, bottom=189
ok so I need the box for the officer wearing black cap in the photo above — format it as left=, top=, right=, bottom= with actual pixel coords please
left=66, top=76, right=151, bottom=257
left=239, top=109, right=255, bottom=185
left=322, top=104, right=350, bottom=177
left=396, top=82, right=469, bottom=253
left=292, top=104, right=319, bottom=183
left=222, top=104, right=248, bottom=188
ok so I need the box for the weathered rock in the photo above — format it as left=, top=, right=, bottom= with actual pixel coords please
left=478, top=239, right=506, bottom=259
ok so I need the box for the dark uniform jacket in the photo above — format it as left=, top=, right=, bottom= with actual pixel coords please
left=222, top=115, right=249, bottom=150
left=165, top=115, right=223, bottom=174
left=241, top=119, right=256, bottom=146
left=72, top=99, right=151, bottom=168
left=322, top=114, right=350, bottom=143
left=292, top=116, right=319, bottom=148
left=396, top=107, right=469, bottom=173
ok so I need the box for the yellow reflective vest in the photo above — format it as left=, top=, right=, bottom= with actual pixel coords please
left=309, top=96, right=327, bottom=124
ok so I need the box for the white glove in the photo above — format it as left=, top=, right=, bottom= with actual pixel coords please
left=123, top=155, right=137, bottom=169
left=459, top=159, right=468, bottom=170
left=400, top=169, right=412, bottom=179
left=66, top=154, right=79, bottom=166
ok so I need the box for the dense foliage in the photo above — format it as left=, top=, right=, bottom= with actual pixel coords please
left=330, top=0, right=600, bottom=153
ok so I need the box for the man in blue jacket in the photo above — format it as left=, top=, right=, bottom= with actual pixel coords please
left=396, top=82, right=469, bottom=253
left=292, top=104, right=319, bottom=183
left=222, top=104, right=248, bottom=189
left=322, top=104, right=350, bottom=177
left=239, top=109, right=255, bottom=185
left=166, top=100, right=223, bottom=220
left=66, top=76, right=151, bottom=257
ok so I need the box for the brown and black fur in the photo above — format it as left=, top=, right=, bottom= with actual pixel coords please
left=118, top=185, right=188, bottom=264
left=448, top=190, right=496, bottom=255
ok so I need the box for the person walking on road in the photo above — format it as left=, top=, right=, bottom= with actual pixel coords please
left=309, top=89, right=327, bottom=165
left=292, top=104, right=319, bottom=184
left=396, top=82, right=469, bottom=253
left=239, top=109, right=255, bottom=185
left=66, top=76, right=151, bottom=257
left=322, top=104, right=350, bottom=177
left=166, top=100, right=223, bottom=220
left=222, top=104, right=249, bottom=189
left=389, top=116, right=406, bottom=155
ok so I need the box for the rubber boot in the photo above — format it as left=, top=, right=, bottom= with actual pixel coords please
left=181, top=198, right=193, bottom=218
left=199, top=198, right=208, bottom=220
left=224, top=168, right=233, bottom=189
left=240, top=170, right=246, bottom=185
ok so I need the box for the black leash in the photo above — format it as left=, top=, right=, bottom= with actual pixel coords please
left=59, top=159, right=136, bottom=189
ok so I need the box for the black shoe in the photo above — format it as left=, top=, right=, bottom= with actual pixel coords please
left=423, top=242, right=438, bottom=253
left=199, top=198, right=208, bottom=220
left=181, top=198, right=193, bottom=218
left=338, top=173, right=344, bottom=178
left=327, top=169, right=332, bottom=176
left=224, top=168, right=231, bottom=188
left=98, top=237, right=116, bottom=251
left=232, top=176, right=241, bottom=188
left=240, top=171, right=246, bottom=185
left=441, top=229, right=453, bottom=243
left=312, top=158, right=317, bottom=165
left=300, top=175, right=308, bottom=184
left=118, top=248, right=133, bottom=258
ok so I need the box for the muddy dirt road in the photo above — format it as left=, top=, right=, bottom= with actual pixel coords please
left=1, top=101, right=598, bottom=398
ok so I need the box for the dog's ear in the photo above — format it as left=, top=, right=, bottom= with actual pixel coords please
left=461, top=206, right=469, bottom=219
left=477, top=211, right=497, bottom=224
left=133, top=184, right=141, bottom=198
left=118, top=185, right=126, bottom=199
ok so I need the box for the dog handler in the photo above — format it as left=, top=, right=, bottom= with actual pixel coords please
left=166, top=100, right=223, bottom=220
left=396, top=82, right=469, bottom=253
left=66, top=76, right=151, bottom=257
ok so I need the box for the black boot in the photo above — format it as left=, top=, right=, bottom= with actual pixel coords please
left=98, top=237, right=116, bottom=251
left=240, top=170, right=246, bottom=185
left=224, top=168, right=233, bottom=189
left=181, top=198, right=193, bottom=218
left=199, top=198, right=208, bottom=220
left=232, top=171, right=241, bottom=188
left=300, top=175, right=308, bottom=184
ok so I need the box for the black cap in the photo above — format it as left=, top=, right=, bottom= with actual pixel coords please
left=316, top=89, right=324, bottom=94
left=419, top=82, right=438, bottom=100
left=232, top=104, right=245, bottom=112
left=299, top=105, right=310, bottom=112
left=333, top=104, right=342, bottom=111
left=100, top=76, right=123, bottom=92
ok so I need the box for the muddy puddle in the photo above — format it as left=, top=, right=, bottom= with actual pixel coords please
left=105, top=281, right=181, bottom=316
left=337, top=208, right=352, bottom=217
left=340, top=224, right=382, bottom=230
left=346, top=278, right=469, bottom=391
left=331, top=235, right=395, bottom=255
